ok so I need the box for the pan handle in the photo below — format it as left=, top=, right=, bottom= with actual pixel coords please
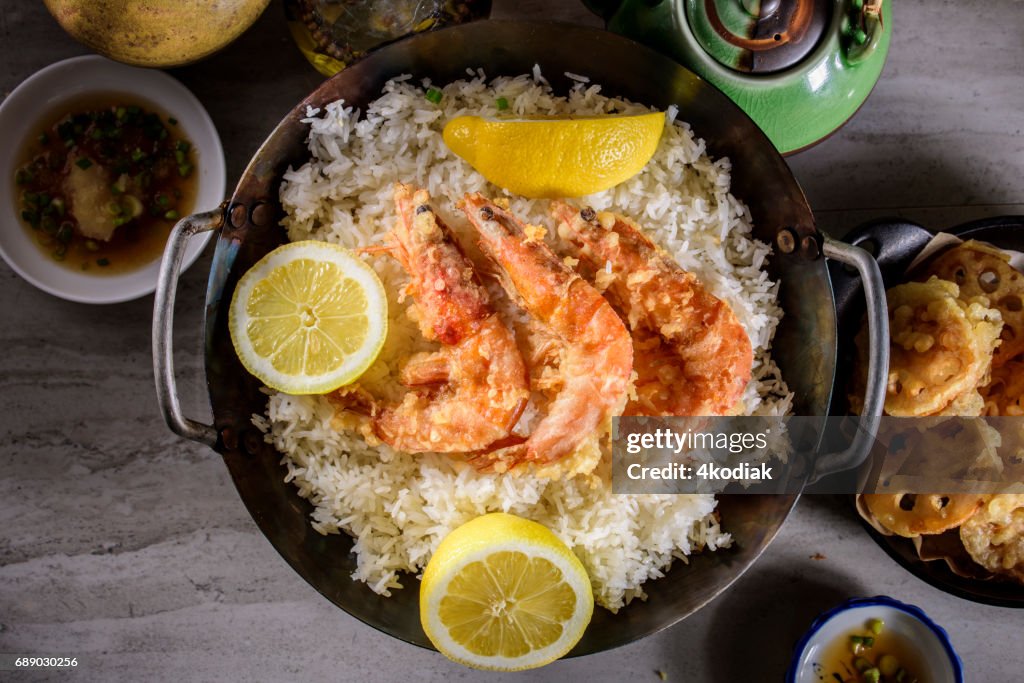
left=152, top=209, right=224, bottom=447
left=808, top=236, right=889, bottom=483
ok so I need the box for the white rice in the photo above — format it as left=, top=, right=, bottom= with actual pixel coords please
left=255, top=70, right=792, bottom=611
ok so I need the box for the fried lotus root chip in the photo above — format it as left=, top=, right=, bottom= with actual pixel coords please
left=851, top=278, right=1002, bottom=416
left=925, top=240, right=1024, bottom=367
left=864, top=492, right=985, bottom=537
left=982, top=357, right=1024, bottom=416
left=959, top=494, right=1024, bottom=582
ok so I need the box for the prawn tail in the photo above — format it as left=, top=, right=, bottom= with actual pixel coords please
left=467, top=436, right=528, bottom=474
left=354, top=244, right=394, bottom=256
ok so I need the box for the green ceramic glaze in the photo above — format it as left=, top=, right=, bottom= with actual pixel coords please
left=593, top=0, right=892, bottom=154
left=687, top=0, right=753, bottom=70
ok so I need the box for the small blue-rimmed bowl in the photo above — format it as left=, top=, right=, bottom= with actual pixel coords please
left=786, top=596, right=963, bottom=683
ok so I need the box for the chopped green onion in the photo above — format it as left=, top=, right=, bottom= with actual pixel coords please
left=168, top=117, right=178, bottom=125
left=115, top=106, right=127, bottom=120
left=868, top=619, right=884, bottom=635
left=496, top=96, right=509, bottom=110
left=863, top=636, right=875, bottom=648
left=38, top=132, right=49, bottom=145
left=156, top=194, right=169, bottom=208
left=112, top=216, right=129, bottom=228
left=878, top=654, right=899, bottom=677
left=177, top=163, right=193, bottom=178
left=85, top=239, right=100, bottom=252
left=15, top=168, right=31, bottom=184
left=97, top=258, right=110, bottom=267
left=175, top=140, right=191, bottom=153
left=57, top=222, right=73, bottom=243
left=127, top=106, right=140, bottom=116
left=131, top=148, right=146, bottom=162
left=50, top=198, right=65, bottom=217
left=425, top=87, right=443, bottom=104
left=124, top=195, right=144, bottom=218
left=164, top=209, right=180, bottom=221
left=862, top=668, right=880, bottom=683
left=108, top=201, right=123, bottom=216
left=174, top=149, right=186, bottom=164
left=75, top=158, right=93, bottom=170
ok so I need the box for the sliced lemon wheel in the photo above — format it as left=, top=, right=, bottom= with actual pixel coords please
left=442, top=112, right=665, bottom=198
left=420, top=513, right=594, bottom=671
left=228, top=240, right=387, bottom=394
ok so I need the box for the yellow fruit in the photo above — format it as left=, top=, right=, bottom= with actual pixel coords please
left=228, top=240, right=387, bottom=395
left=44, top=0, right=270, bottom=67
left=442, top=112, right=665, bottom=198
left=420, top=513, right=594, bottom=671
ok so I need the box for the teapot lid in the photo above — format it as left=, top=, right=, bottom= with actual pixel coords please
left=686, top=0, right=831, bottom=73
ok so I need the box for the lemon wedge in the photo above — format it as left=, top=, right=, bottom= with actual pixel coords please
left=228, top=240, right=387, bottom=395
left=442, top=112, right=664, bottom=198
left=420, top=513, right=594, bottom=671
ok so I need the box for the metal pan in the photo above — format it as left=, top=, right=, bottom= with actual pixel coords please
left=152, top=21, right=887, bottom=654
left=830, top=215, right=1024, bottom=607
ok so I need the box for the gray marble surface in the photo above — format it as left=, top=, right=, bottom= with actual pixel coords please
left=1, top=1, right=1022, bottom=681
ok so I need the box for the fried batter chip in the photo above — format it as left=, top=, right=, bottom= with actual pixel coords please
left=851, top=278, right=1002, bottom=416
left=875, top=416, right=1004, bottom=482
left=925, top=240, right=1024, bottom=368
left=982, top=357, right=1024, bottom=416
left=864, top=492, right=985, bottom=538
left=959, top=494, right=1024, bottom=582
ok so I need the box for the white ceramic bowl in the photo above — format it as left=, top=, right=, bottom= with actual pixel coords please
left=787, top=596, right=963, bottom=683
left=0, top=55, right=225, bottom=304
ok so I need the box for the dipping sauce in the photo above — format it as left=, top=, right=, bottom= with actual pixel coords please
left=815, top=618, right=924, bottom=683
left=13, top=95, right=197, bottom=274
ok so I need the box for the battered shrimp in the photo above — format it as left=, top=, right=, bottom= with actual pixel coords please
left=460, top=193, right=633, bottom=472
left=344, top=184, right=529, bottom=453
left=552, top=201, right=752, bottom=416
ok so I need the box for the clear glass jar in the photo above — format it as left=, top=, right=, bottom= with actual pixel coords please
left=285, top=0, right=492, bottom=76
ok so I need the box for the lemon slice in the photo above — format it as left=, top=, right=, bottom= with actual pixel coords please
left=420, top=513, right=594, bottom=671
left=228, top=240, right=387, bottom=394
left=442, top=112, right=664, bottom=198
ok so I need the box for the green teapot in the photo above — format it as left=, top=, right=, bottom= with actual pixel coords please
left=584, top=0, right=892, bottom=154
